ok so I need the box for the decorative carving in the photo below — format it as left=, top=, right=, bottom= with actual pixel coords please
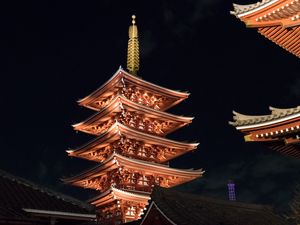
left=95, top=93, right=117, bottom=109
left=83, top=175, right=110, bottom=191
left=87, top=145, right=114, bottom=162
left=122, top=85, right=171, bottom=110
left=87, top=80, right=176, bottom=112
left=98, top=199, right=147, bottom=225
left=83, top=167, right=166, bottom=193
left=81, top=109, right=178, bottom=137
left=83, top=136, right=178, bottom=163
left=89, top=119, right=115, bottom=135
left=118, top=109, right=175, bottom=136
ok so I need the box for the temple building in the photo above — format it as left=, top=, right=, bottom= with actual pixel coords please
left=64, top=16, right=204, bottom=224
left=230, top=106, right=300, bottom=157
left=137, top=187, right=290, bottom=225
left=231, top=0, right=300, bottom=58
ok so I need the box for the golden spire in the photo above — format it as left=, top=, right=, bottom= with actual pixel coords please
left=127, top=15, right=140, bottom=75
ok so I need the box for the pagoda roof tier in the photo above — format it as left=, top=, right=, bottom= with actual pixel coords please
left=63, top=153, right=204, bottom=190
left=89, top=187, right=150, bottom=223
left=68, top=122, right=199, bottom=163
left=78, top=68, right=189, bottom=111
left=88, top=187, right=150, bottom=208
left=73, top=95, right=193, bottom=136
left=229, top=106, right=300, bottom=130
left=231, top=0, right=300, bottom=58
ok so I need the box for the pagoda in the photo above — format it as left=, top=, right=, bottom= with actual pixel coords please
left=64, top=15, right=204, bottom=224
left=229, top=107, right=300, bottom=157
left=231, top=0, right=300, bottom=58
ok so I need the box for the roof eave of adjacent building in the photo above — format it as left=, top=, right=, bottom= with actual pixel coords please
left=231, top=0, right=282, bottom=18
left=22, top=208, right=96, bottom=220
left=233, top=111, right=300, bottom=130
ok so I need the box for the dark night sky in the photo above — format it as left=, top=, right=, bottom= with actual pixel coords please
left=1, top=0, right=300, bottom=212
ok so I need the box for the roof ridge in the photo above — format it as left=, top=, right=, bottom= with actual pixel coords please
left=231, top=0, right=275, bottom=16
left=155, top=187, right=273, bottom=210
left=0, top=169, right=94, bottom=212
left=230, top=105, right=300, bottom=127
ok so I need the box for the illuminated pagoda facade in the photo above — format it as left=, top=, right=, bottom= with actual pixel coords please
left=231, top=0, right=300, bottom=58
left=64, top=16, right=204, bottom=224
left=230, top=106, right=300, bottom=157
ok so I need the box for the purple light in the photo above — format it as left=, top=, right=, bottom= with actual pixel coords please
left=228, top=180, right=236, bottom=201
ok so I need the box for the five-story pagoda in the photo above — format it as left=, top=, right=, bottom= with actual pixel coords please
left=64, top=15, right=204, bottom=224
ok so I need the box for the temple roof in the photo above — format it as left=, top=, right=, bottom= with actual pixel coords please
left=229, top=105, right=300, bottom=129
left=139, top=187, right=291, bottom=225
left=68, top=122, right=198, bottom=162
left=231, top=0, right=278, bottom=16
left=0, top=169, right=95, bottom=222
left=231, top=0, right=300, bottom=58
left=89, top=187, right=150, bottom=207
left=78, top=68, right=189, bottom=111
left=73, top=95, right=193, bottom=136
left=63, top=153, right=204, bottom=188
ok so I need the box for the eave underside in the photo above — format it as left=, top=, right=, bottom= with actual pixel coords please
left=266, top=141, right=300, bottom=157
left=78, top=69, right=189, bottom=112
left=231, top=0, right=300, bottom=58
left=258, top=25, right=300, bottom=58
left=64, top=153, right=203, bottom=190
left=73, top=95, right=192, bottom=137
left=68, top=122, right=198, bottom=163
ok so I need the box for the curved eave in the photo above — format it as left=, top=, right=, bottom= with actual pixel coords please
left=121, top=69, right=189, bottom=98
left=230, top=110, right=300, bottom=130
left=88, top=187, right=150, bottom=205
left=73, top=95, right=193, bottom=129
left=231, top=0, right=282, bottom=18
left=117, top=123, right=199, bottom=149
left=78, top=68, right=189, bottom=106
left=62, top=153, right=116, bottom=184
left=69, top=122, right=199, bottom=156
left=64, top=153, right=204, bottom=185
left=115, top=153, right=204, bottom=178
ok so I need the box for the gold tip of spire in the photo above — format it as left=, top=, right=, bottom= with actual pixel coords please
left=132, top=15, right=136, bottom=25
left=127, top=15, right=140, bottom=75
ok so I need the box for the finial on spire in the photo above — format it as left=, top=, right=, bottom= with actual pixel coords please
left=127, top=15, right=140, bottom=76
left=131, top=15, right=136, bottom=25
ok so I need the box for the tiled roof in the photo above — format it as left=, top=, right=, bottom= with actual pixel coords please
left=229, top=106, right=300, bottom=127
left=0, top=169, right=94, bottom=220
left=231, top=0, right=275, bottom=16
left=140, top=187, right=291, bottom=225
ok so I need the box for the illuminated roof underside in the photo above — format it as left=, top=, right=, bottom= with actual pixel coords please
left=89, top=187, right=150, bottom=221
left=73, top=95, right=193, bottom=137
left=78, top=68, right=189, bottom=111
left=231, top=0, right=300, bottom=58
left=64, top=152, right=204, bottom=189
left=230, top=106, right=300, bottom=157
left=68, top=122, right=198, bottom=163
